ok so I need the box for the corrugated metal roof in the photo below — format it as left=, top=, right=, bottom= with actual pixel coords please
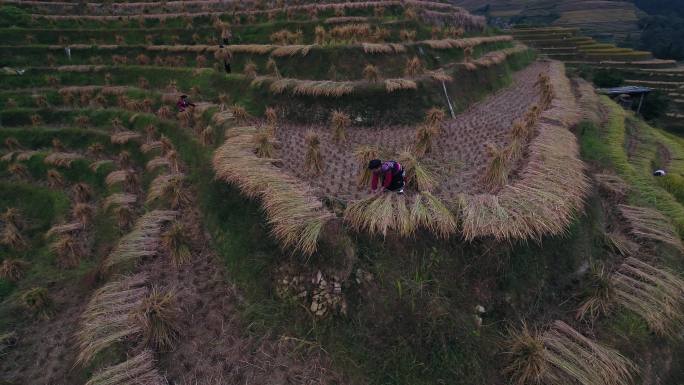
left=597, top=86, right=653, bottom=95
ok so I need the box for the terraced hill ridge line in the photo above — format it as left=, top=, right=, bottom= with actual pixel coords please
left=513, top=26, right=684, bottom=132
left=453, top=0, right=641, bottom=43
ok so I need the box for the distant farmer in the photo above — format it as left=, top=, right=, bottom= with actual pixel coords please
left=176, top=95, right=195, bottom=112
left=219, top=44, right=231, bottom=74
left=653, top=169, right=667, bottom=177
left=369, top=159, right=405, bottom=194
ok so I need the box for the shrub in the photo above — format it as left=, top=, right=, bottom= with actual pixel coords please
left=636, top=90, right=669, bottom=121
left=0, top=6, right=30, bottom=27
left=592, top=69, right=624, bottom=88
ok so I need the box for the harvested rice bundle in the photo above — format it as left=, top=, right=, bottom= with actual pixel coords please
left=611, top=257, right=684, bottom=336
left=103, top=193, right=137, bottom=211
left=415, top=124, right=439, bottom=156
left=84, top=350, right=166, bottom=385
left=253, top=132, right=276, bottom=158
left=213, top=127, right=333, bottom=255
left=46, top=169, right=65, bottom=188
left=398, top=151, right=436, bottom=192
left=111, top=130, right=142, bottom=145
left=292, top=80, right=355, bottom=97
left=385, top=79, right=417, bottom=93
left=44, top=152, right=83, bottom=168
left=146, top=174, right=190, bottom=209
left=405, top=56, right=423, bottom=77
left=330, top=110, right=351, bottom=143
left=363, top=64, right=381, bottom=83
left=618, top=205, right=683, bottom=252
left=271, top=44, right=314, bottom=57
left=77, top=274, right=149, bottom=365
left=136, top=287, right=181, bottom=349
left=355, top=145, right=381, bottom=188
left=0, top=258, right=29, bottom=282
left=503, top=320, right=637, bottom=385
left=103, top=210, right=178, bottom=269
left=410, top=192, right=457, bottom=238
left=305, top=131, right=324, bottom=175
left=146, top=157, right=170, bottom=172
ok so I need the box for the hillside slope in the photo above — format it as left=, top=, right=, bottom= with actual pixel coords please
left=452, top=0, right=641, bottom=42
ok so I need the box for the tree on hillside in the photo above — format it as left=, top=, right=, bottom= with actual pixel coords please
left=635, top=0, right=684, bottom=18
left=638, top=15, right=684, bottom=61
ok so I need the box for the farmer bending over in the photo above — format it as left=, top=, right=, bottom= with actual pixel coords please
left=369, top=159, right=405, bottom=194
left=176, top=95, right=196, bottom=112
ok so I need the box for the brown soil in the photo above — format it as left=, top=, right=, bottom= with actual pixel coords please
left=275, top=61, right=549, bottom=202
left=142, top=202, right=344, bottom=385
left=0, top=284, right=87, bottom=384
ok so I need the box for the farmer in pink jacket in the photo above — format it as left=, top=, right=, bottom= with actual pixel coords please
left=369, top=159, right=405, bottom=194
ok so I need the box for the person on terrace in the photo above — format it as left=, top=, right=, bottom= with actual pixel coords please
left=369, top=159, right=405, bottom=194
left=176, top=95, right=196, bottom=112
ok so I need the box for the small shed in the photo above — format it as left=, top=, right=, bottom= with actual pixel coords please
left=597, top=86, right=653, bottom=114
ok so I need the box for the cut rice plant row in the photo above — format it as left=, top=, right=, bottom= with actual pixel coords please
left=213, top=60, right=586, bottom=249
left=213, top=126, right=334, bottom=256
left=503, top=320, right=637, bottom=385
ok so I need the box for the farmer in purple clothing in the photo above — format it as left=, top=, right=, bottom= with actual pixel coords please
left=369, top=159, right=405, bottom=194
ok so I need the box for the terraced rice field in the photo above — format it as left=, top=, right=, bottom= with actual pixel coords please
left=2, top=2, right=684, bottom=385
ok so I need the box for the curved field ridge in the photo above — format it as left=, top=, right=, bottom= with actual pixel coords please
left=212, top=126, right=334, bottom=256
left=461, top=61, right=587, bottom=241
left=28, top=0, right=484, bottom=31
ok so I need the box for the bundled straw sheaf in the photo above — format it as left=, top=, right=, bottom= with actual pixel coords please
left=344, top=191, right=455, bottom=238
left=256, top=77, right=356, bottom=97
left=103, top=210, right=178, bottom=270
left=213, top=126, right=334, bottom=255
left=504, top=320, right=637, bottom=385
left=422, top=35, right=513, bottom=50
left=76, top=274, right=148, bottom=365
left=462, top=61, right=587, bottom=241
left=111, top=131, right=142, bottom=145
left=84, top=350, right=166, bottom=385
left=612, top=257, right=684, bottom=336
left=618, top=204, right=684, bottom=252
left=44, top=152, right=83, bottom=168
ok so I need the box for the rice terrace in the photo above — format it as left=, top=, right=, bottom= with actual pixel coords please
left=1, top=1, right=684, bottom=384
